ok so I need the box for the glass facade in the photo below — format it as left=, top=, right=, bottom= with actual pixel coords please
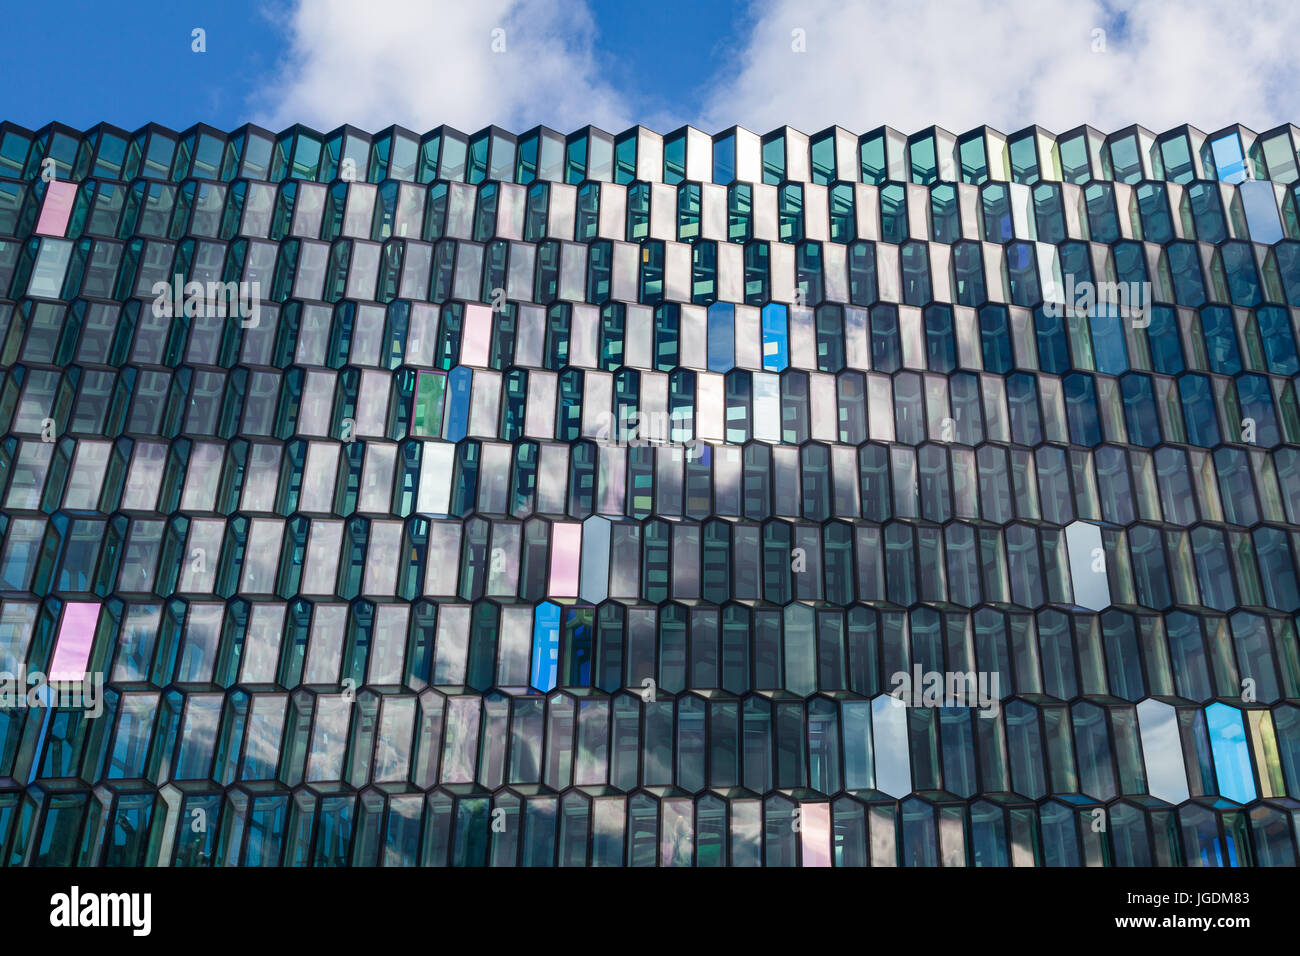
left=2, top=118, right=1300, bottom=866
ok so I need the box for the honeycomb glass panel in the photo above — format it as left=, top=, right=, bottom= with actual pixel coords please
left=0, top=117, right=1296, bottom=869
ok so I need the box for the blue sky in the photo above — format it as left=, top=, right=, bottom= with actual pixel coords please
left=1, top=0, right=1296, bottom=136
left=0, top=0, right=747, bottom=131
left=0, top=0, right=277, bottom=130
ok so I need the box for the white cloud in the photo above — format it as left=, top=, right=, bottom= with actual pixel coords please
left=252, top=0, right=631, bottom=134
left=253, top=0, right=1300, bottom=140
left=701, top=0, right=1300, bottom=136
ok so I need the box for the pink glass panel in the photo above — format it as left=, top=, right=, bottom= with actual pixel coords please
left=48, top=602, right=101, bottom=680
left=548, top=523, right=581, bottom=598
left=36, top=181, right=77, bottom=237
left=459, top=303, right=492, bottom=368
left=800, top=802, right=832, bottom=867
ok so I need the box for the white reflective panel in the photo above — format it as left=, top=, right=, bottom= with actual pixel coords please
left=66, top=441, right=113, bottom=510
left=300, top=441, right=340, bottom=514
left=733, top=304, right=761, bottom=370
left=513, top=304, right=546, bottom=367
left=121, top=441, right=166, bottom=511
left=623, top=304, right=653, bottom=367
left=27, top=239, right=72, bottom=299
left=1065, top=519, right=1110, bottom=611
left=345, top=306, right=384, bottom=369
left=524, top=371, right=556, bottom=439
left=660, top=797, right=694, bottom=867
left=560, top=242, right=587, bottom=301
left=597, top=444, right=625, bottom=515
left=432, top=603, right=471, bottom=685
left=240, top=604, right=285, bottom=684
left=477, top=442, right=512, bottom=514
left=867, top=373, right=895, bottom=441
left=752, top=372, right=781, bottom=442
left=570, top=304, right=599, bottom=369
left=769, top=241, right=795, bottom=303
left=356, top=369, right=390, bottom=437
left=241, top=519, right=283, bottom=594
left=440, top=696, right=481, bottom=783
left=298, top=370, right=336, bottom=436
left=362, top=520, right=401, bottom=596
left=497, top=605, right=534, bottom=686
left=1037, top=242, right=1063, bottom=306
left=304, top=604, right=347, bottom=684
left=1008, top=181, right=1034, bottom=239
left=508, top=242, right=535, bottom=300
left=536, top=443, right=569, bottom=514
left=639, top=370, right=668, bottom=424
left=468, top=368, right=500, bottom=438
left=679, top=304, right=707, bottom=371
left=696, top=373, right=725, bottom=442
left=730, top=799, right=762, bottom=867
left=701, top=183, right=727, bottom=240
left=809, top=373, right=838, bottom=442
left=302, top=520, right=343, bottom=596
left=1137, top=699, right=1190, bottom=804
left=871, top=694, right=913, bottom=798
left=359, top=444, right=397, bottom=514
left=405, top=303, right=439, bottom=367
left=240, top=443, right=281, bottom=512
left=898, top=305, right=925, bottom=369
left=179, top=519, right=223, bottom=593
left=581, top=370, right=612, bottom=439
left=664, top=241, right=691, bottom=302
left=823, top=242, right=848, bottom=302
left=497, top=183, right=526, bottom=238
left=424, top=520, right=461, bottom=596
left=306, top=696, right=349, bottom=781
left=787, top=304, right=816, bottom=369
left=487, top=522, right=521, bottom=596
left=1239, top=180, right=1284, bottom=244
left=416, top=442, right=456, bottom=516
left=373, top=697, right=416, bottom=782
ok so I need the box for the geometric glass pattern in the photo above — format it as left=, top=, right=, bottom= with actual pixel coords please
left=3, top=117, right=1300, bottom=866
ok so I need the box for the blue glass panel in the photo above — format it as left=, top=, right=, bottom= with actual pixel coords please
left=1146, top=306, right=1184, bottom=374
left=1205, top=703, right=1257, bottom=805
left=1221, top=243, right=1262, bottom=307
left=1210, top=134, right=1248, bottom=184
left=923, top=305, right=956, bottom=373
left=870, top=305, right=901, bottom=373
left=1088, top=307, right=1128, bottom=374
left=445, top=366, right=472, bottom=442
left=1063, top=373, right=1101, bottom=446
left=530, top=601, right=561, bottom=693
left=760, top=303, right=789, bottom=372
left=1237, top=373, right=1280, bottom=447
left=979, top=305, right=1013, bottom=373
left=1120, top=374, right=1161, bottom=446
left=707, top=302, right=735, bottom=372
left=712, top=135, right=736, bottom=186
left=1257, top=306, right=1300, bottom=374
left=1200, top=306, right=1242, bottom=374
